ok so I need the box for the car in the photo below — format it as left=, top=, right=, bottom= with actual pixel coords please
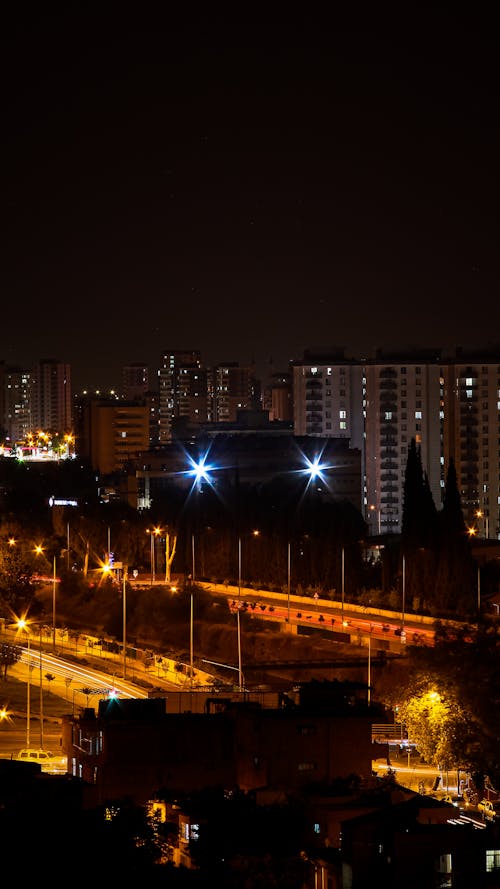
left=14, top=748, right=68, bottom=774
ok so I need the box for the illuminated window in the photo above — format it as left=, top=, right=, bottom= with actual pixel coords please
left=298, top=762, right=316, bottom=771
left=340, top=421, right=347, bottom=429
left=339, top=410, right=346, bottom=418
left=415, top=411, right=422, bottom=419
left=486, top=849, right=500, bottom=872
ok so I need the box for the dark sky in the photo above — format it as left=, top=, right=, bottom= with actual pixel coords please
left=1, top=7, right=499, bottom=391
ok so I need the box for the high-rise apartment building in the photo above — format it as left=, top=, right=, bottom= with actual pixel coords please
left=209, top=363, right=260, bottom=423
left=442, top=348, right=500, bottom=540
left=122, top=363, right=149, bottom=400
left=158, top=350, right=207, bottom=443
left=31, top=359, right=72, bottom=433
left=293, top=347, right=500, bottom=538
left=75, top=396, right=150, bottom=475
left=2, top=365, right=32, bottom=443
left=363, top=350, right=443, bottom=536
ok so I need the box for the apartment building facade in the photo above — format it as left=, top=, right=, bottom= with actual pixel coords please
left=293, top=347, right=500, bottom=538
left=30, top=358, right=72, bottom=433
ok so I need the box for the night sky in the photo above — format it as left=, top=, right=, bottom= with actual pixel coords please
left=1, top=7, right=499, bottom=391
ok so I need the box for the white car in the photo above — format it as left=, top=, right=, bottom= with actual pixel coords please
left=14, top=748, right=68, bottom=774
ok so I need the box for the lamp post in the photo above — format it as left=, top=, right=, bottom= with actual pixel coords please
left=341, top=546, right=345, bottom=625
left=401, top=554, right=406, bottom=632
left=475, top=509, right=489, bottom=540
left=287, top=540, right=291, bottom=622
left=17, top=619, right=44, bottom=748
left=122, top=568, right=127, bottom=679
left=369, top=504, right=381, bottom=535
left=26, top=631, right=31, bottom=746
left=237, top=535, right=243, bottom=691
left=190, top=533, right=195, bottom=687
left=38, top=625, right=43, bottom=748
left=52, top=555, right=57, bottom=653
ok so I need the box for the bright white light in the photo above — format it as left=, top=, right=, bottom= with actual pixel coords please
left=305, top=456, right=325, bottom=479
left=187, top=454, right=214, bottom=482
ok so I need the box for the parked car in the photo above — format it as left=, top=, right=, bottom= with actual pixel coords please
left=14, top=748, right=67, bottom=774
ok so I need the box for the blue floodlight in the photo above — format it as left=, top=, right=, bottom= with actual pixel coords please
left=186, top=453, right=214, bottom=483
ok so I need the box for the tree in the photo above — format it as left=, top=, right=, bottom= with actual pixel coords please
left=401, top=439, right=439, bottom=611
left=0, top=643, right=21, bottom=679
left=383, top=620, right=500, bottom=790
left=44, top=673, right=56, bottom=694
left=434, top=459, right=476, bottom=617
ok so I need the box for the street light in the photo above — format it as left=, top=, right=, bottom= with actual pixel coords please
left=237, top=535, right=243, bottom=690
left=147, top=525, right=162, bottom=585
left=33, top=543, right=58, bottom=654
left=287, top=540, right=291, bottom=622
left=369, top=504, right=381, bottom=535
left=16, top=618, right=44, bottom=748
left=341, top=546, right=345, bottom=625
left=122, top=567, right=127, bottom=680
left=401, top=554, right=406, bottom=633
left=475, top=509, right=489, bottom=539
left=52, top=555, right=57, bottom=653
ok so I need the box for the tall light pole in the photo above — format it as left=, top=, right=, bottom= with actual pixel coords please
left=17, top=620, right=32, bottom=747
left=367, top=632, right=371, bottom=706
left=151, top=531, right=155, bottom=584
left=122, top=568, right=127, bottom=679
left=401, top=554, right=406, bottom=632
left=190, top=534, right=195, bottom=687
left=237, top=535, right=243, bottom=690
left=341, top=546, right=345, bottom=624
left=52, top=555, right=57, bottom=653
left=38, top=625, right=43, bottom=748
left=287, top=540, right=291, bottom=622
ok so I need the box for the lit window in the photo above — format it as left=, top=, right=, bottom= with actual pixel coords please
left=313, top=823, right=320, bottom=834
left=340, top=421, right=347, bottom=429
left=466, top=377, right=473, bottom=386
left=339, top=410, right=346, bottom=418
left=415, top=411, right=422, bottom=419
left=486, top=849, right=500, bottom=872
left=385, top=411, right=392, bottom=420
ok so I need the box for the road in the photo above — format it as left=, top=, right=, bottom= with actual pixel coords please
left=222, top=589, right=436, bottom=648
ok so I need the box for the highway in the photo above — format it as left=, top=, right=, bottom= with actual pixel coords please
left=212, top=584, right=437, bottom=649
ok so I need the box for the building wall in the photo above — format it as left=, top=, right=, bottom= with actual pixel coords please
left=31, top=359, right=72, bottom=433
left=84, top=400, right=150, bottom=474
left=292, top=347, right=500, bottom=537
left=158, top=350, right=204, bottom=442
left=70, top=694, right=377, bottom=806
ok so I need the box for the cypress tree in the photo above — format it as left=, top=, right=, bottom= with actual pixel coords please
left=434, top=458, right=476, bottom=617
left=401, top=439, right=439, bottom=609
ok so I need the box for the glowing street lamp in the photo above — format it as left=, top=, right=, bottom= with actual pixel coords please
left=146, top=526, right=162, bottom=585
left=16, top=618, right=44, bottom=748
left=475, top=509, right=489, bottom=539
left=369, top=504, right=381, bottom=535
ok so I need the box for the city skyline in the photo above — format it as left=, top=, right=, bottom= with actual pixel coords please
left=2, top=8, right=499, bottom=392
